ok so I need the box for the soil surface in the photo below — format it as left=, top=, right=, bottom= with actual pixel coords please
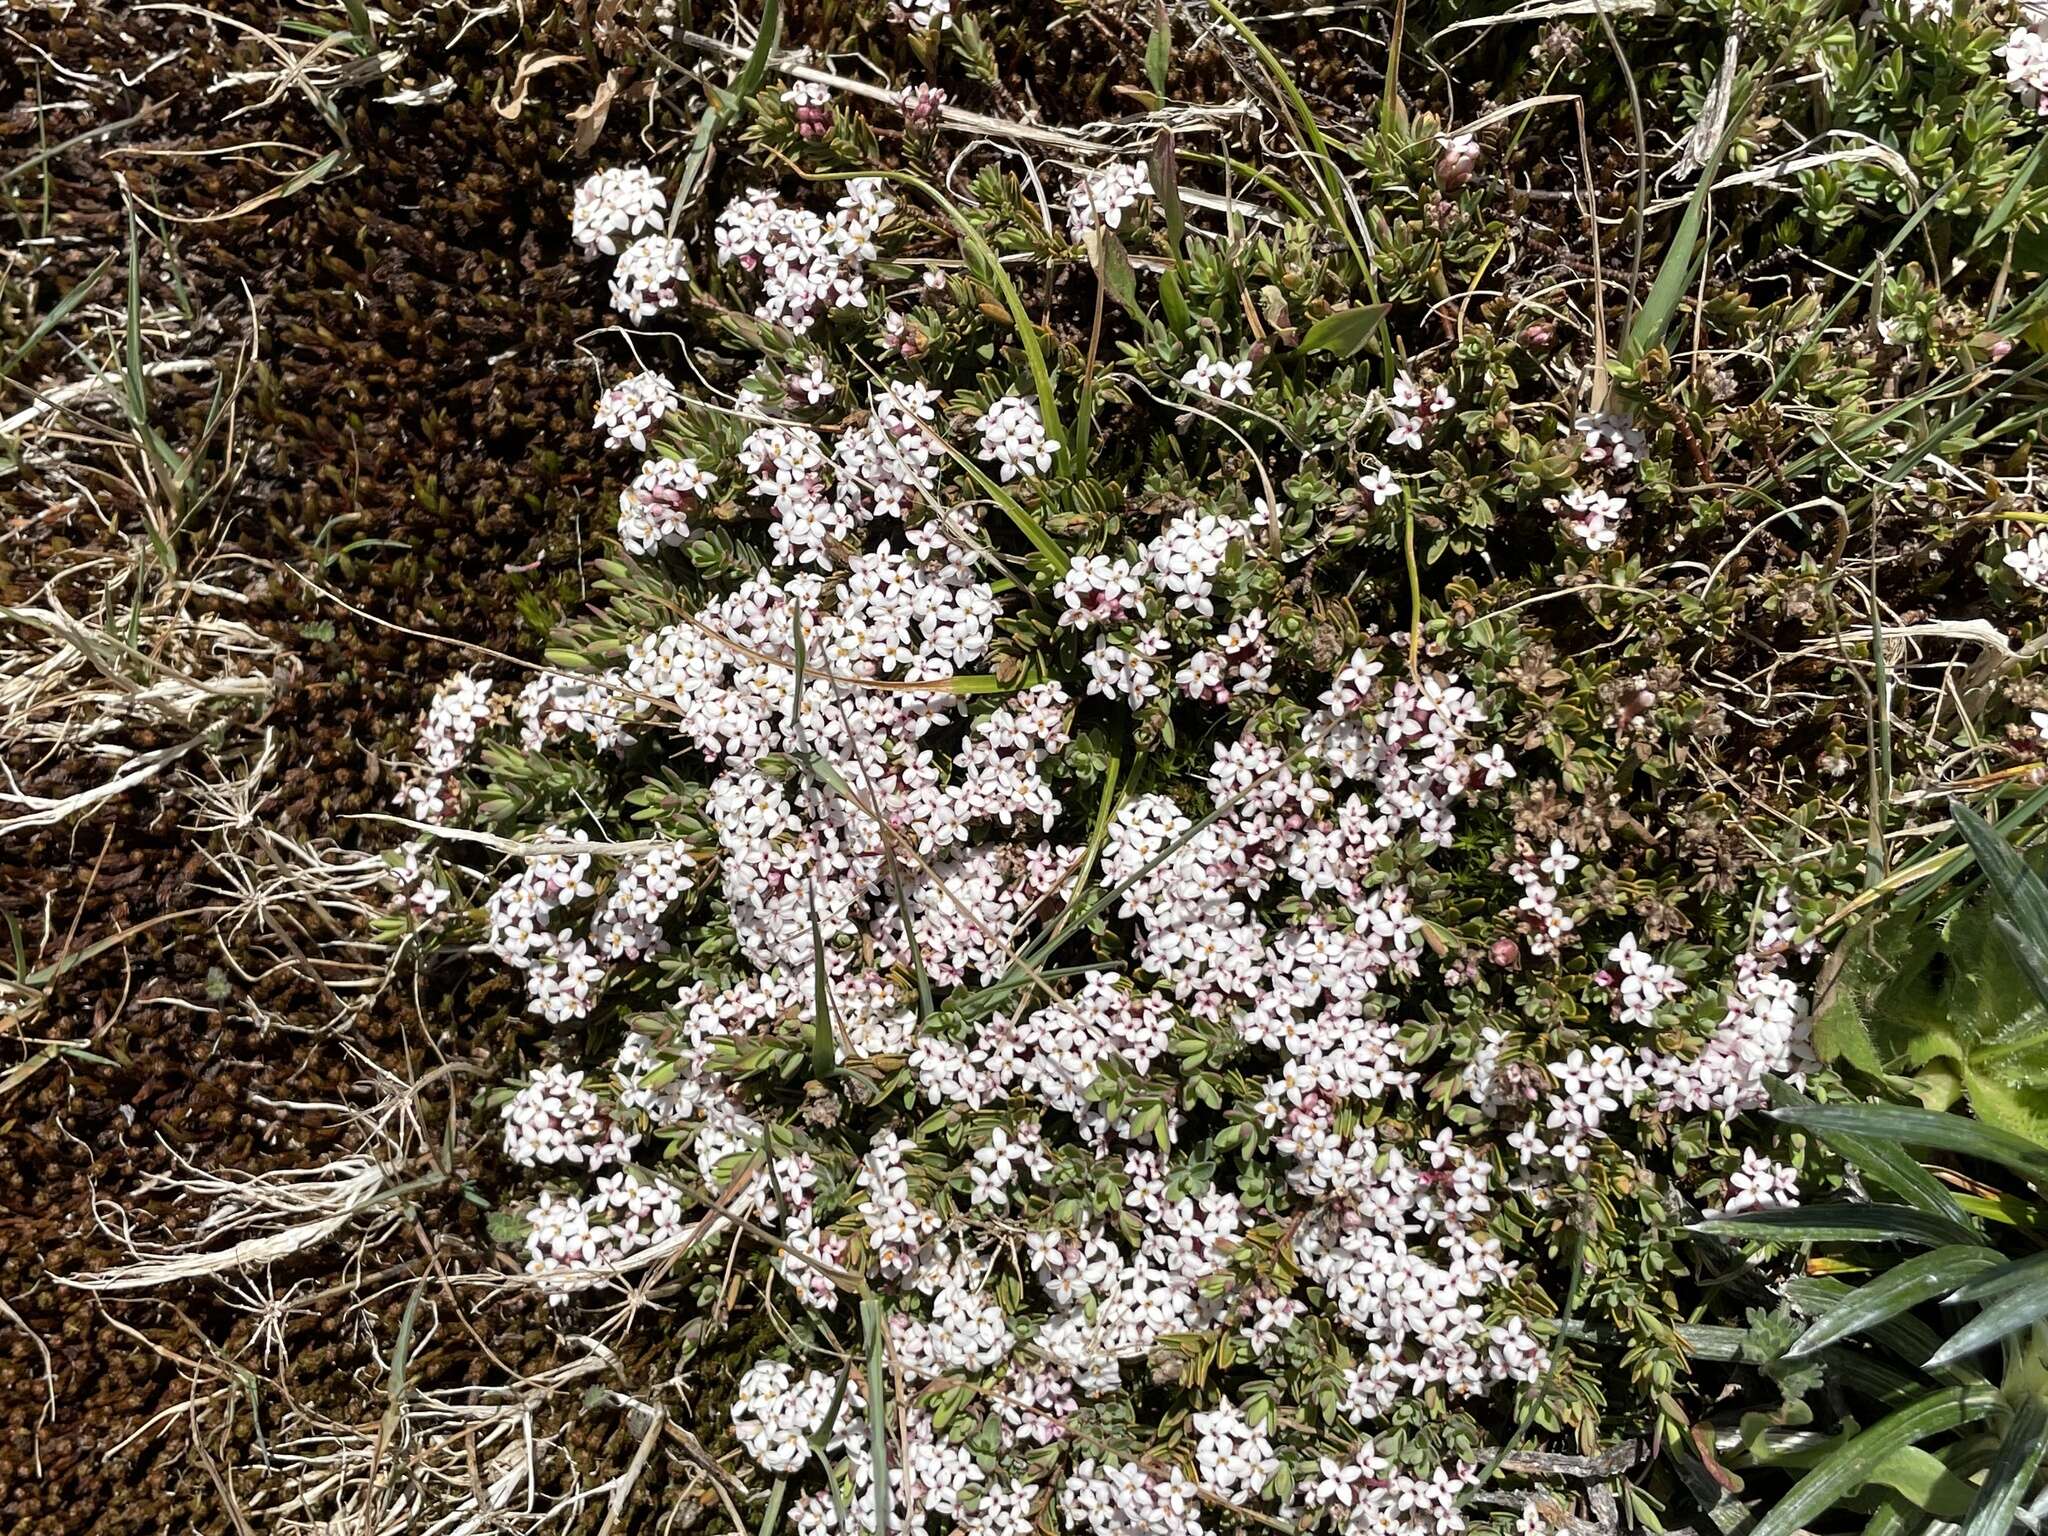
left=0, top=6, right=618, bottom=1529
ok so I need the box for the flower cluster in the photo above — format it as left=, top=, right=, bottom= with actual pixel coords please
left=1065, top=160, right=1154, bottom=240
left=715, top=179, right=895, bottom=332
left=973, top=395, right=1059, bottom=481
left=593, top=368, right=681, bottom=452
left=390, top=106, right=2045, bottom=1536
left=570, top=164, right=666, bottom=255
left=2005, top=11, right=2048, bottom=115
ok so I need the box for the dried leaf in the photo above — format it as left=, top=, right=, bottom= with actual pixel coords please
left=570, top=68, right=625, bottom=156
left=493, top=52, right=581, bottom=120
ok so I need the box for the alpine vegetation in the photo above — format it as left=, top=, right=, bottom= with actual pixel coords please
left=385, top=7, right=2048, bottom=1536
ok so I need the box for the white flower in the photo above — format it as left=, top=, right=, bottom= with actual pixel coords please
left=1065, top=161, right=1154, bottom=241
left=1361, top=466, right=1402, bottom=505
left=608, top=234, right=687, bottom=321
left=571, top=165, right=665, bottom=255
left=2004, top=531, right=2048, bottom=591
left=1559, top=486, right=1627, bottom=551
left=973, top=395, right=1059, bottom=481
left=593, top=370, right=680, bottom=452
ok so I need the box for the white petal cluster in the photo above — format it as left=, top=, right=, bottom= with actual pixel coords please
left=608, top=233, right=687, bottom=320
left=973, top=395, right=1059, bottom=481
left=405, top=163, right=1857, bottom=1536
left=888, top=0, right=953, bottom=28
left=1558, top=485, right=1627, bottom=551
left=570, top=165, right=665, bottom=255
left=617, top=454, right=713, bottom=554
left=1065, top=161, right=1154, bottom=241
left=2005, top=17, right=2048, bottom=115
left=1717, top=1147, right=1802, bottom=1215
left=715, top=180, right=895, bottom=333
left=501, top=1064, right=636, bottom=1168
left=592, top=369, right=680, bottom=452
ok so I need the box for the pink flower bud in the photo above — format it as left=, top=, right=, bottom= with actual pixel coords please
left=1436, top=134, right=1482, bottom=190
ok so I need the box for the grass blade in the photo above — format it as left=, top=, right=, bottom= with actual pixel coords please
left=0, top=254, right=111, bottom=386
left=1623, top=65, right=1750, bottom=360
left=861, top=1297, right=891, bottom=1536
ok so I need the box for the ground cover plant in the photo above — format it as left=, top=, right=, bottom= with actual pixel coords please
left=8, top=0, right=2048, bottom=1532
left=378, top=1, right=2048, bottom=1534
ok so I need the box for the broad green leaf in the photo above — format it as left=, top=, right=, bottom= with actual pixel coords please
left=1806, top=820, right=2048, bottom=1140
left=1947, top=1249, right=2048, bottom=1305
left=1747, top=1387, right=2003, bottom=1536
left=1860, top=1445, right=1982, bottom=1519
left=1785, top=1277, right=1957, bottom=1375
left=1301, top=305, right=1391, bottom=359
left=1695, top=1203, right=1981, bottom=1250
left=1787, top=1247, right=2002, bottom=1358
left=1951, top=802, right=2048, bottom=1018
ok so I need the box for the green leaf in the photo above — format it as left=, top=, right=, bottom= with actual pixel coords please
left=1947, top=1249, right=2048, bottom=1306
left=1959, top=1395, right=2048, bottom=1536
left=1624, top=68, right=1752, bottom=361
left=1747, top=1387, right=2003, bottom=1536
left=862, top=1297, right=892, bottom=1536
left=1145, top=15, right=1170, bottom=100
left=1923, top=1273, right=2048, bottom=1368
left=1159, top=267, right=1192, bottom=334
left=1203, top=0, right=1371, bottom=290
left=1301, top=305, right=1390, bottom=359
left=1768, top=1079, right=1973, bottom=1228
left=1150, top=130, right=1185, bottom=264
left=676, top=0, right=783, bottom=211
left=1771, top=1106, right=2048, bottom=1192
left=1784, top=1277, right=1957, bottom=1375
left=1786, top=1247, right=2002, bottom=1358
left=1695, top=1203, right=1981, bottom=1250
left=1086, top=228, right=1144, bottom=324
left=755, top=1477, right=792, bottom=1536
left=1951, top=801, right=2048, bottom=1018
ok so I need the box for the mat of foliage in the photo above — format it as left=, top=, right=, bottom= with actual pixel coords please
left=391, top=3, right=2048, bottom=1536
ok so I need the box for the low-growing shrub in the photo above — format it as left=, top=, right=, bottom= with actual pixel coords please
left=386, top=3, right=2048, bottom=1533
